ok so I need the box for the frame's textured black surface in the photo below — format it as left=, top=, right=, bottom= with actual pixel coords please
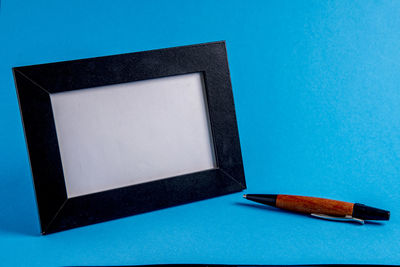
left=13, top=41, right=246, bottom=234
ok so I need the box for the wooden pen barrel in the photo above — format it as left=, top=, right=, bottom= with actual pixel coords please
left=276, top=195, right=354, bottom=216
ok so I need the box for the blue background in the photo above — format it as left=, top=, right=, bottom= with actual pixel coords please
left=1, top=0, right=400, bottom=266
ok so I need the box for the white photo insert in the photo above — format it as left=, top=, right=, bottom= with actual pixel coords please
left=50, top=73, right=216, bottom=198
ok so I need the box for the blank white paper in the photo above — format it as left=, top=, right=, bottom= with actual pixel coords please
left=50, top=73, right=216, bottom=198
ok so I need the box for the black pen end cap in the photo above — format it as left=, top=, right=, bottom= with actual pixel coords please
left=243, top=194, right=277, bottom=207
left=353, top=203, right=390, bottom=221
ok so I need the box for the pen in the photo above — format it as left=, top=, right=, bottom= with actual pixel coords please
left=243, top=194, right=390, bottom=224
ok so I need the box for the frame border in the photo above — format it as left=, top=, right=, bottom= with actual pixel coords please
left=13, top=41, right=246, bottom=234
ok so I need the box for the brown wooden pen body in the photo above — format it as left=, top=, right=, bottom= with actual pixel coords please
left=276, top=195, right=354, bottom=217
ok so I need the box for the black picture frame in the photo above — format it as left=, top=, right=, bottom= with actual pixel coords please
left=13, top=41, right=246, bottom=235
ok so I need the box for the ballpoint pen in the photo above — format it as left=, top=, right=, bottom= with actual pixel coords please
left=243, top=194, right=390, bottom=224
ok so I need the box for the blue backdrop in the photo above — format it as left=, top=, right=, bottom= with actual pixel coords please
left=1, top=0, right=399, bottom=266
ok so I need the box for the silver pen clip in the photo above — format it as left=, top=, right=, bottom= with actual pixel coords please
left=311, top=213, right=365, bottom=224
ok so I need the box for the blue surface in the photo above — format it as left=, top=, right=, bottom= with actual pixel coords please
left=1, top=0, right=400, bottom=266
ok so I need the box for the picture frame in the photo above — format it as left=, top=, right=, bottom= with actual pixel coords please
left=13, top=41, right=246, bottom=234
